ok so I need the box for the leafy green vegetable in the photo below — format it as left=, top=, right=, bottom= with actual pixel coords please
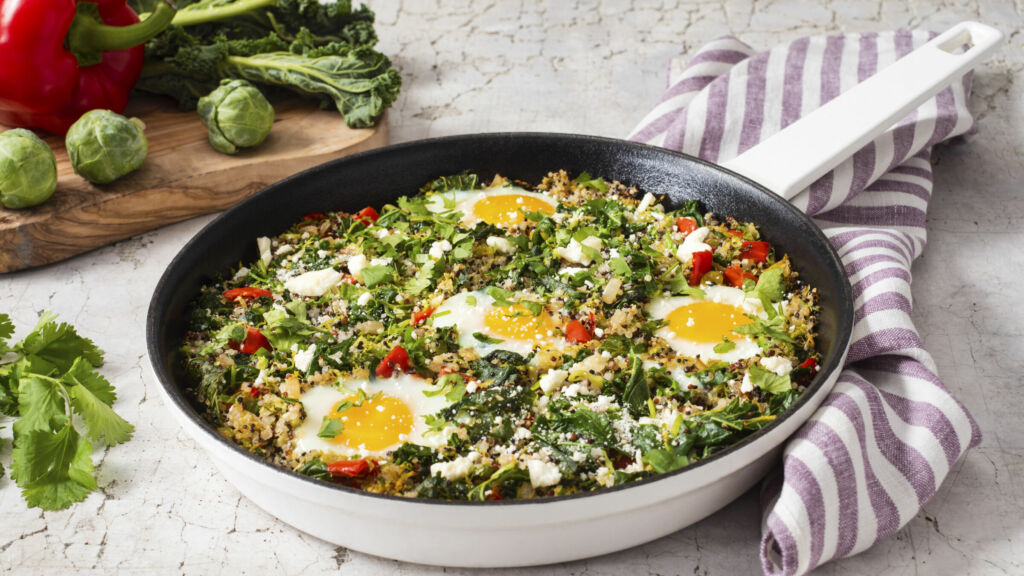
left=621, top=356, right=650, bottom=417
left=713, top=340, right=736, bottom=353
left=262, top=307, right=320, bottom=349
left=472, top=332, right=504, bottom=345
left=360, top=265, right=392, bottom=288
left=317, top=416, right=345, bottom=439
left=574, top=171, right=609, bottom=194
left=296, top=457, right=332, bottom=481
left=0, top=313, right=134, bottom=510
left=678, top=199, right=704, bottom=226
left=747, top=364, right=793, bottom=394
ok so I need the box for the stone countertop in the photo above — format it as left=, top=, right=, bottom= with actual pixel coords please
left=2, top=1, right=1022, bottom=574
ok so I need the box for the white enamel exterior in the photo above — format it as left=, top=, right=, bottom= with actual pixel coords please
left=157, top=348, right=845, bottom=567
left=153, top=20, right=996, bottom=568
left=721, top=21, right=1004, bottom=200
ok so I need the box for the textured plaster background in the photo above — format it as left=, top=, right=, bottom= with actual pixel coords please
left=2, top=1, right=1022, bottom=574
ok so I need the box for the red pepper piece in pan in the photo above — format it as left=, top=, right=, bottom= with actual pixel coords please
left=328, top=458, right=376, bottom=478
left=229, top=327, right=273, bottom=354
left=411, top=306, right=436, bottom=326
left=375, top=345, right=410, bottom=378
left=689, top=250, right=713, bottom=286
left=223, top=287, right=273, bottom=301
left=723, top=265, right=758, bottom=288
left=675, top=217, right=698, bottom=234
left=564, top=320, right=593, bottom=343
left=0, top=1, right=176, bottom=134
left=355, top=206, right=379, bottom=225
left=739, top=241, right=771, bottom=263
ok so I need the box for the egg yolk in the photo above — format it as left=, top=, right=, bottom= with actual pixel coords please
left=665, top=301, right=754, bottom=343
left=473, top=194, right=555, bottom=226
left=325, top=393, right=413, bottom=451
left=483, top=303, right=556, bottom=342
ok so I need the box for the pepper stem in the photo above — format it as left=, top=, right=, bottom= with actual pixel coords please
left=67, top=2, right=176, bottom=67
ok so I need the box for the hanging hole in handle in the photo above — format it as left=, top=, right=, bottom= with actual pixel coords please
left=937, top=30, right=974, bottom=55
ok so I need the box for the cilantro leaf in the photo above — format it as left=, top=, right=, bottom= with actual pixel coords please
left=0, top=313, right=13, bottom=355
left=748, top=364, right=793, bottom=394
left=10, top=425, right=96, bottom=510
left=713, top=340, right=736, bottom=353
left=11, top=376, right=66, bottom=438
left=360, top=265, right=392, bottom=288
left=317, top=416, right=346, bottom=439
left=642, top=444, right=691, bottom=474
left=575, top=172, right=609, bottom=194
left=16, top=312, right=103, bottom=375
left=262, top=308, right=321, bottom=350
left=472, top=332, right=504, bottom=345
left=64, top=359, right=134, bottom=445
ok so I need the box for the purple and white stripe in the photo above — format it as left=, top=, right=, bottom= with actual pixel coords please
left=630, top=31, right=981, bottom=575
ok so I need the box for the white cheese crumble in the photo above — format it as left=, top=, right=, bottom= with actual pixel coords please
left=486, top=236, right=515, bottom=254
left=526, top=459, right=562, bottom=488
left=284, top=268, right=344, bottom=297
left=356, top=291, right=373, bottom=306
left=430, top=451, right=480, bottom=481
left=556, top=235, right=603, bottom=266
left=740, top=372, right=754, bottom=393
left=347, top=254, right=368, bottom=282
left=675, top=226, right=711, bottom=264
left=428, top=240, right=452, bottom=260
left=293, top=344, right=316, bottom=372
left=760, top=356, right=794, bottom=376
left=538, top=369, right=569, bottom=394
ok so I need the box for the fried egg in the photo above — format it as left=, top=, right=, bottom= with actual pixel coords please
left=431, top=290, right=559, bottom=356
left=647, top=285, right=768, bottom=363
left=293, top=374, right=451, bottom=458
left=425, top=187, right=557, bottom=227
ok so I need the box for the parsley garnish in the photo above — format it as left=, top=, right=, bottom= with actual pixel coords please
left=0, top=313, right=134, bottom=510
left=317, top=416, right=346, bottom=439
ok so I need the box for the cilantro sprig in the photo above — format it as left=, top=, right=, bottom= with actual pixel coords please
left=0, top=313, right=134, bottom=510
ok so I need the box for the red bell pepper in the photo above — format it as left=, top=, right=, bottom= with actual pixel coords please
left=410, top=306, right=436, bottom=326
left=739, top=241, right=771, bottom=263
left=328, top=458, right=376, bottom=478
left=375, top=345, right=410, bottom=378
left=676, top=217, right=698, bottom=235
left=223, top=287, right=273, bottom=301
left=229, top=327, right=273, bottom=354
left=0, top=1, right=176, bottom=135
left=689, top=250, right=713, bottom=286
left=355, top=206, right=379, bottom=225
left=725, top=230, right=744, bottom=238
left=723, top=265, right=758, bottom=288
left=564, top=320, right=593, bottom=344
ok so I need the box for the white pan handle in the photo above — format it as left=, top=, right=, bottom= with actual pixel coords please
left=720, top=21, right=1004, bottom=200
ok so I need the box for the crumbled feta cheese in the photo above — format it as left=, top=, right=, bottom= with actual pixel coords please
left=675, top=227, right=711, bottom=264
left=428, top=240, right=452, bottom=260
left=486, top=236, right=515, bottom=254
left=370, top=257, right=392, bottom=266
left=527, top=459, right=562, bottom=488
left=760, top=356, right=794, bottom=376
left=512, top=427, right=533, bottom=442
left=375, top=228, right=391, bottom=239
left=555, top=236, right=603, bottom=265
left=594, top=466, right=615, bottom=488
left=538, top=369, right=569, bottom=393
left=589, top=395, right=615, bottom=413
left=284, top=268, right=344, bottom=297
left=466, top=381, right=478, bottom=393
left=257, top=237, right=272, bottom=266
left=293, top=344, right=316, bottom=372
left=740, top=372, right=754, bottom=393
left=356, top=291, right=373, bottom=306
left=347, top=254, right=368, bottom=282
left=558, top=266, right=589, bottom=276
left=430, top=451, right=481, bottom=481
left=275, top=244, right=294, bottom=256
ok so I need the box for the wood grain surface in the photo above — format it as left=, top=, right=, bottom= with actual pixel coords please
left=0, top=97, right=388, bottom=273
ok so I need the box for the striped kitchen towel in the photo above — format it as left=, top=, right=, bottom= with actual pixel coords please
left=630, top=30, right=982, bottom=576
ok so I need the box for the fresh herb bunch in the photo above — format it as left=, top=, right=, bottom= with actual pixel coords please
left=0, top=313, right=134, bottom=510
left=128, top=0, right=400, bottom=129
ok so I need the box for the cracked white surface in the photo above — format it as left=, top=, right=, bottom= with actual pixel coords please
left=3, top=1, right=1023, bottom=574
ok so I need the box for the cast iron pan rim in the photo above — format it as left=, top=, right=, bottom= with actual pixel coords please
left=147, top=132, right=854, bottom=508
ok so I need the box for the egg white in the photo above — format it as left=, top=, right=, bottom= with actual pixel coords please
left=431, top=290, right=560, bottom=356
left=647, top=285, right=768, bottom=363
left=293, top=374, right=451, bottom=459
left=424, top=187, right=557, bottom=227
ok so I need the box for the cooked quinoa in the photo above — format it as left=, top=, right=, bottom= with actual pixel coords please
left=181, top=170, right=820, bottom=500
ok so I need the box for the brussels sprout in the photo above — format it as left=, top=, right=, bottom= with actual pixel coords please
left=65, top=109, right=147, bottom=184
left=0, top=129, right=58, bottom=209
left=198, top=79, right=275, bottom=155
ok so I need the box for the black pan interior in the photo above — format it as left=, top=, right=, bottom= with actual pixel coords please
left=147, top=133, right=853, bottom=503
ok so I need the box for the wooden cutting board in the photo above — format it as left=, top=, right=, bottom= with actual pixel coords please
left=0, top=96, right=388, bottom=273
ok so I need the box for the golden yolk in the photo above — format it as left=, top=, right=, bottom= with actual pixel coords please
left=665, top=301, right=754, bottom=344
left=483, top=303, right=556, bottom=342
left=472, top=194, right=554, bottom=226
left=326, top=393, right=413, bottom=451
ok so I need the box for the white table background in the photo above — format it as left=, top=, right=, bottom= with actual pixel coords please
left=2, top=1, right=1022, bottom=574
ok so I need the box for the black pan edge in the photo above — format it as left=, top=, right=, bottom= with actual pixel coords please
left=147, top=132, right=854, bottom=507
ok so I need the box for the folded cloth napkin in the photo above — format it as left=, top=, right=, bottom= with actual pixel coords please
left=630, top=30, right=982, bottom=576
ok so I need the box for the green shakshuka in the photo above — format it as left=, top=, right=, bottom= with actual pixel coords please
left=181, top=171, right=821, bottom=499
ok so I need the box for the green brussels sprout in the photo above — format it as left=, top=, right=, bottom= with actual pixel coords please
left=198, top=79, right=275, bottom=155
left=65, top=109, right=148, bottom=184
left=0, top=128, right=57, bottom=209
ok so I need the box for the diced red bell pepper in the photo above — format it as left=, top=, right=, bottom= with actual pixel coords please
left=355, top=206, right=379, bottom=225
left=302, top=212, right=327, bottom=221
left=800, top=357, right=818, bottom=370
left=223, top=287, right=273, bottom=301
left=340, top=274, right=357, bottom=284
left=676, top=217, right=698, bottom=234
left=327, top=458, right=376, bottom=478
left=564, top=320, right=593, bottom=344
left=725, top=230, right=744, bottom=238
left=723, top=265, right=758, bottom=288
left=229, top=327, right=273, bottom=354
left=375, top=345, right=410, bottom=378
left=411, top=306, right=436, bottom=326
left=689, top=250, right=713, bottom=286
left=739, top=241, right=771, bottom=263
